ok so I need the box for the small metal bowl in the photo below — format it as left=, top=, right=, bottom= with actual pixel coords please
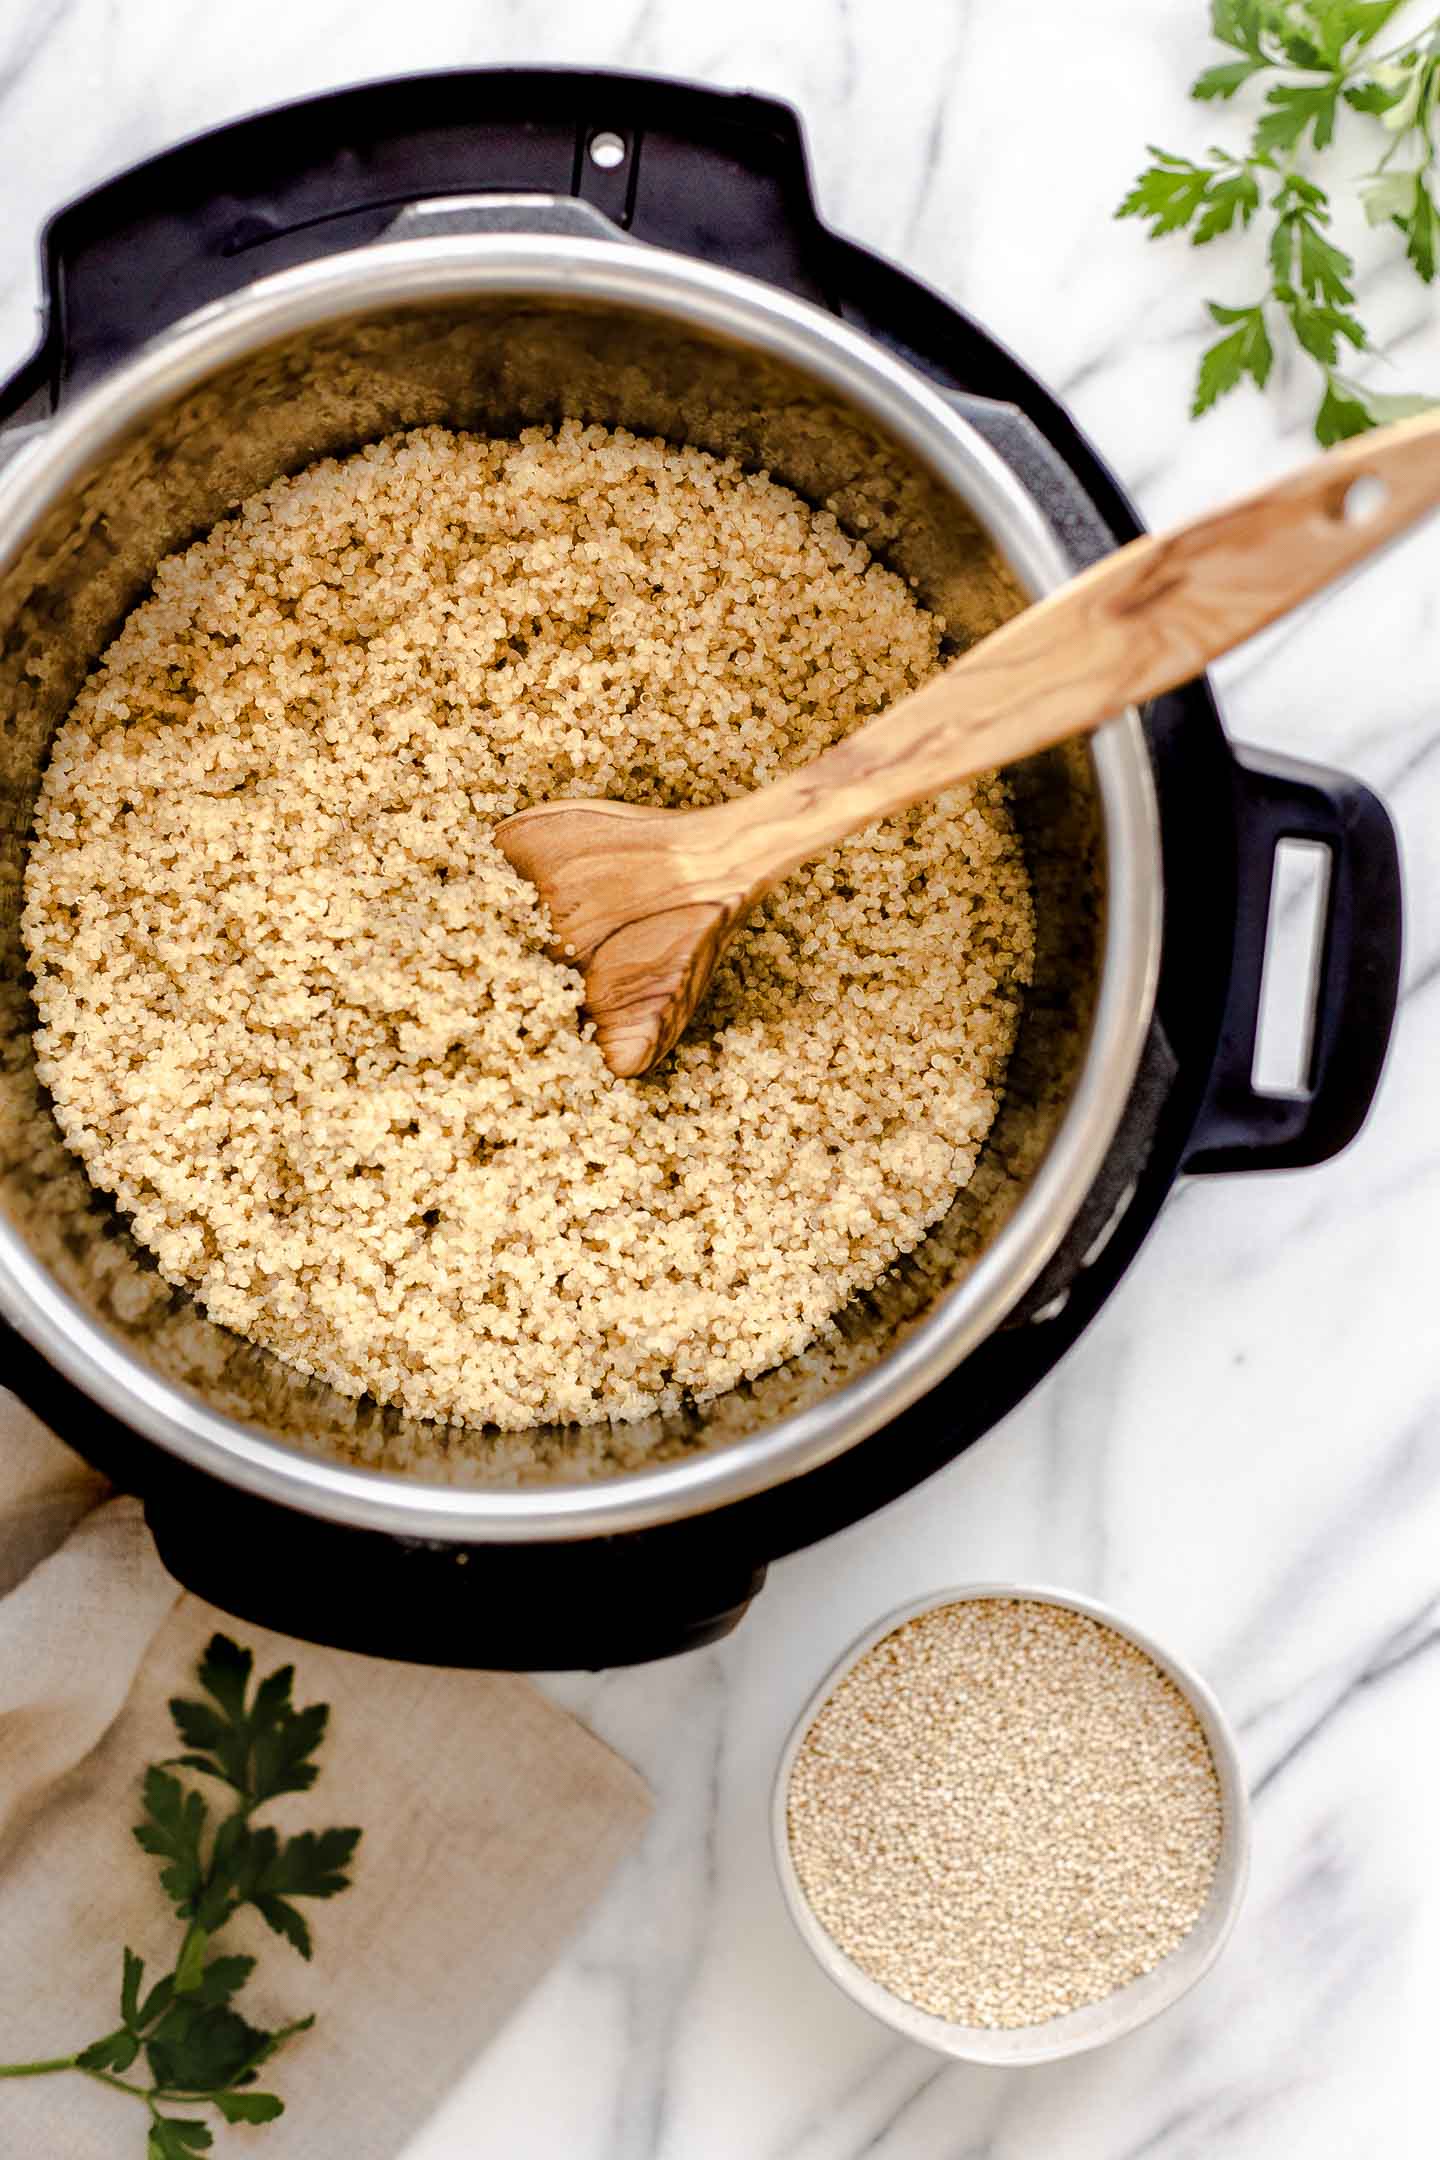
left=771, top=1582, right=1250, bottom=2065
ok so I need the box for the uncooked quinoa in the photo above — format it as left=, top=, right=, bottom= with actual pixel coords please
left=22, top=422, right=1033, bottom=1431
left=786, top=1598, right=1224, bottom=2028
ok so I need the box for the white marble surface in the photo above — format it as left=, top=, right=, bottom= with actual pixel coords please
left=2, top=1, right=1436, bottom=2154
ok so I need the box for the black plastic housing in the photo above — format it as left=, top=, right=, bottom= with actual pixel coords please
left=0, top=71, right=1402, bottom=1666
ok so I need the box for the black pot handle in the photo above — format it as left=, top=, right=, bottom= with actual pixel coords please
left=143, top=1479, right=766, bottom=1671
left=1183, top=745, right=1402, bottom=1174
left=0, top=69, right=831, bottom=417
left=1, top=1321, right=763, bottom=1668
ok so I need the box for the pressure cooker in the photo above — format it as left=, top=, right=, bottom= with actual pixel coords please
left=0, top=71, right=1402, bottom=1666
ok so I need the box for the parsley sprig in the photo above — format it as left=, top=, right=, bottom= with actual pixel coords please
left=0, top=1636, right=360, bottom=2156
left=1118, top=0, right=1440, bottom=440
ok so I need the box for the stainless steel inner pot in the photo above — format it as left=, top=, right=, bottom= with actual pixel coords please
left=0, top=212, right=1161, bottom=1539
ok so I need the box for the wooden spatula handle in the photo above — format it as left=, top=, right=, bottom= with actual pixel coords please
left=698, top=410, right=1440, bottom=891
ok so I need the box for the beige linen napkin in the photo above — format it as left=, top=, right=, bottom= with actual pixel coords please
left=0, top=1392, right=651, bottom=2156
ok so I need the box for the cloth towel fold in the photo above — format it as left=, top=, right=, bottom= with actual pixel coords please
left=0, top=1391, right=651, bottom=2156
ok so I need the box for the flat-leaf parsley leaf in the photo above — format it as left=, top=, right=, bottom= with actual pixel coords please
left=1118, top=0, right=1440, bottom=438
left=0, top=1635, right=360, bottom=2154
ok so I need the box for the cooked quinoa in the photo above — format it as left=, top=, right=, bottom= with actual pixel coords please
left=22, top=423, right=1034, bottom=1431
left=786, top=1600, right=1225, bottom=2028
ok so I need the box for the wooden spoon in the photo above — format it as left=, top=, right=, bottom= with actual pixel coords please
left=497, top=413, right=1438, bottom=1078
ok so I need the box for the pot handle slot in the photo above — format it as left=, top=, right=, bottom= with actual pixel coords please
left=1183, top=747, right=1402, bottom=1174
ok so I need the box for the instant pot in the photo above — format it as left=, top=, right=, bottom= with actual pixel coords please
left=0, top=71, right=1402, bottom=1666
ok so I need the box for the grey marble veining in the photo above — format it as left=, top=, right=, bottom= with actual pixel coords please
left=0, top=3, right=1434, bottom=2155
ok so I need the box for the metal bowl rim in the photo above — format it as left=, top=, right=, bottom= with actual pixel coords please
left=0, top=230, right=1162, bottom=1539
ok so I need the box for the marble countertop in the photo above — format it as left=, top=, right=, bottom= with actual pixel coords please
left=2, top=2, right=1434, bottom=2154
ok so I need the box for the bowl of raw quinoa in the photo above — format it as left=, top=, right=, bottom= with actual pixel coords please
left=772, top=1583, right=1250, bottom=2062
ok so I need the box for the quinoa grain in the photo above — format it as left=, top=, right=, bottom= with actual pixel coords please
left=23, top=424, right=1034, bottom=1432
left=786, top=1599, right=1224, bottom=2027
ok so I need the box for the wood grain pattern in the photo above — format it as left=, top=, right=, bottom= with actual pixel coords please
left=496, top=412, right=1440, bottom=1076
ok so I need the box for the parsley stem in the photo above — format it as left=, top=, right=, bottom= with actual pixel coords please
left=1249, top=16, right=1440, bottom=76
left=173, top=1921, right=209, bottom=1993
left=2, top=1637, right=355, bottom=2155
left=79, top=2067, right=154, bottom=2102
left=1242, top=14, right=1440, bottom=89
left=1349, top=17, right=1440, bottom=75
left=0, top=2056, right=154, bottom=2105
